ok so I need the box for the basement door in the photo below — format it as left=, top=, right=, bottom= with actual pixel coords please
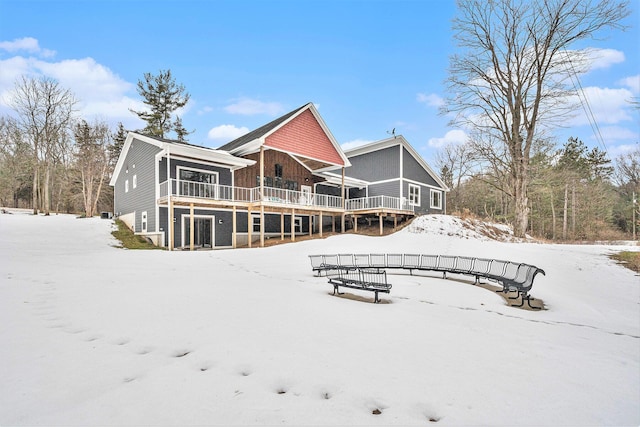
left=182, top=215, right=214, bottom=249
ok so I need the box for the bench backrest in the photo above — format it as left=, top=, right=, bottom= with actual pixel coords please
left=369, top=253, right=387, bottom=268
left=420, top=254, right=439, bottom=270
left=454, top=256, right=475, bottom=273
left=338, top=254, right=354, bottom=267
left=387, top=253, right=404, bottom=268
left=404, top=254, right=421, bottom=269
left=323, top=254, right=339, bottom=267
left=487, top=260, right=508, bottom=277
left=471, top=258, right=492, bottom=275
left=502, top=262, right=521, bottom=281
left=354, top=253, right=370, bottom=268
left=309, top=255, right=324, bottom=269
left=438, top=255, right=458, bottom=271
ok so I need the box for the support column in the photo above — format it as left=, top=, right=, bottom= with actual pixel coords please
left=168, top=196, right=174, bottom=251
left=332, top=216, right=336, bottom=233
left=319, top=211, right=323, bottom=237
left=354, top=215, right=358, bottom=232
left=394, top=214, right=397, bottom=229
left=291, top=209, right=295, bottom=242
left=260, top=204, right=265, bottom=247
left=379, top=214, right=383, bottom=235
left=341, top=167, right=346, bottom=234
left=280, top=212, right=285, bottom=240
left=248, top=206, right=252, bottom=248
left=232, top=206, right=237, bottom=249
left=309, top=215, right=313, bottom=237
left=189, top=203, right=194, bottom=251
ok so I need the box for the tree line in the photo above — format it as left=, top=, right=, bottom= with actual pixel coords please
left=0, top=70, right=189, bottom=217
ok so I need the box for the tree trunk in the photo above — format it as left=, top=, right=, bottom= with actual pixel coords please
left=513, top=170, right=529, bottom=238
left=550, top=190, right=556, bottom=240
left=43, top=163, right=51, bottom=215
left=32, top=165, right=38, bottom=215
left=563, top=184, right=568, bottom=240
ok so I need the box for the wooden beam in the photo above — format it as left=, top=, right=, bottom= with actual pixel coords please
left=232, top=205, right=237, bottom=249
left=354, top=215, right=358, bottom=232
left=379, top=214, right=383, bottom=235
left=189, top=203, right=194, bottom=251
left=319, top=211, right=323, bottom=237
left=260, top=204, right=265, bottom=247
left=291, top=209, right=295, bottom=242
left=280, top=211, right=284, bottom=240
left=168, top=196, right=174, bottom=251
left=248, top=206, right=252, bottom=248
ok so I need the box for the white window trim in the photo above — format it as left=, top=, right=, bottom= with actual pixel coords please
left=133, top=174, right=137, bottom=189
left=408, top=183, right=420, bottom=206
left=430, top=189, right=443, bottom=209
left=125, top=179, right=129, bottom=193
left=176, top=165, right=219, bottom=184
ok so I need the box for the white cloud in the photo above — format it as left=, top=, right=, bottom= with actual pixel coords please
left=0, top=37, right=56, bottom=58
left=197, top=106, right=214, bottom=115
left=224, top=98, right=285, bottom=116
left=618, top=74, right=640, bottom=94
left=586, top=48, right=625, bottom=71
left=428, top=129, right=468, bottom=148
left=569, top=86, right=634, bottom=126
left=0, top=54, right=144, bottom=131
left=417, top=93, right=444, bottom=108
left=341, top=139, right=374, bottom=151
left=207, top=124, right=249, bottom=141
left=595, top=125, right=639, bottom=142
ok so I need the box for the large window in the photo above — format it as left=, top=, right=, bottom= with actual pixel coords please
left=178, top=167, right=218, bottom=198
left=430, top=189, right=443, bottom=209
left=408, top=184, right=420, bottom=206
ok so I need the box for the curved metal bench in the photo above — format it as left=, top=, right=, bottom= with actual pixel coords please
left=309, top=253, right=545, bottom=309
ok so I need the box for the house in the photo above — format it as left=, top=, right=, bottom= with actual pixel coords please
left=109, top=103, right=447, bottom=250
left=343, top=136, right=448, bottom=216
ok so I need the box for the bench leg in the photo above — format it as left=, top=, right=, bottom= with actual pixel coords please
left=333, top=284, right=344, bottom=296
left=512, top=293, right=541, bottom=310
left=374, top=290, right=379, bottom=303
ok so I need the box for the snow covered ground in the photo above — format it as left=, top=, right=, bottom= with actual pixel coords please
left=0, top=211, right=638, bottom=426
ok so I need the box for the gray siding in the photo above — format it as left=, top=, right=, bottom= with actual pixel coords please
left=113, top=138, right=161, bottom=232
left=368, top=180, right=401, bottom=198
left=403, top=181, right=445, bottom=214
left=345, top=146, right=400, bottom=182
left=402, top=147, right=440, bottom=188
left=159, top=158, right=233, bottom=186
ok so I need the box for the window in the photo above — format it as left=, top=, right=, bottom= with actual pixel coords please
left=178, top=167, right=218, bottom=198
left=141, top=211, right=147, bottom=232
left=275, top=164, right=283, bottom=188
left=133, top=174, right=137, bottom=189
left=125, top=179, right=129, bottom=193
left=430, top=189, right=443, bottom=209
left=408, top=184, right=420, bottom=206
left=252, top=214, right=261, bottom=233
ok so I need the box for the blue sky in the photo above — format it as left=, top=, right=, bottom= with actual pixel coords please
left=0, top=0, right=638, bottom=166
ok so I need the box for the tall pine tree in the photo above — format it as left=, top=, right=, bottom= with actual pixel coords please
left=129, top=70, right=191, bottom=140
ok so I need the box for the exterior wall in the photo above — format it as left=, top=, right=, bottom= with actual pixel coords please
left=113, top=138, right=161, bottom=233
left=233, top=150, right=316, bottom=190
left=345, top=146, right=400, bottom=182
left=368, top=180, right=401, bottom=198
left=264, top=109, right=344, bottom=165
left=402, top=147, right=440, bottom=187
left=158, top=157, right=233, bottom=185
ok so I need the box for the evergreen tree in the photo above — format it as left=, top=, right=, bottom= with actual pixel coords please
left=129, top=70, right=191, bottom=139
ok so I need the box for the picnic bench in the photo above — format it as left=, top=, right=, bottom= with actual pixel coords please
left=326, top=266, right=391, bottom=303
left=309, top=253, right=545, bottom=309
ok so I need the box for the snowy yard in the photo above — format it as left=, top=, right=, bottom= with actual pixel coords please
left=1, top=212, right=638, bottom=426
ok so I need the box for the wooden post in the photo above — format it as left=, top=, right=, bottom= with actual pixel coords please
left=248, top=206, right=252, bottom=248
left=232, top=205, right=237, bottom=249
left=354, top=215, right=358, bottom=232
left=168, top=196, right=174, bottom=251
left=189, top=203, right=194, bottom=251
left=280, top=212, right=285, bottom=240
left=260, top=204, right=265, bottom=247
left=394, top=215, right=397, bottom=229
left=379, top=214, right=383, bottom=235
left=291, top=209, right=295, bottom=242
left=341, top=167, right=346, bottom=233
left=319, top=211, right=323, bottom=237
left=309, top=215, right=313, bottom=237
left=332, top=216, right=335, bottom=233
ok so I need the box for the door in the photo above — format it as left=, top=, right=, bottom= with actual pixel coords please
left=183, top=216, right=214, bottom=248
left=300, top=185, right=312, bottom=205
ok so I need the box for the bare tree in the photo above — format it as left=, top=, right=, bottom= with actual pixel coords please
left=73, top=120, right=111, bottom=217
left=9, top=76, right=77, bottom=215
left=443, top=0, right=629, bottom=237
left=435, top=141, right=477, bottom=212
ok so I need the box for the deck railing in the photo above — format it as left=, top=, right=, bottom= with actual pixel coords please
left=159, top=179, right=412, bottom=212
left=345, top=195, right=414, bottom=212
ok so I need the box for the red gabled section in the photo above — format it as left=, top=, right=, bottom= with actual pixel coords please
left=264, top=109, right=345, bottom=167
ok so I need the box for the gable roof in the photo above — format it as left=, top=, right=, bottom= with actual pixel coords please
left=218, top=103, right=351, bottom=170
left=109, top=132, right=255, bottom=186
left=343, top=135, right=449, bottom=191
